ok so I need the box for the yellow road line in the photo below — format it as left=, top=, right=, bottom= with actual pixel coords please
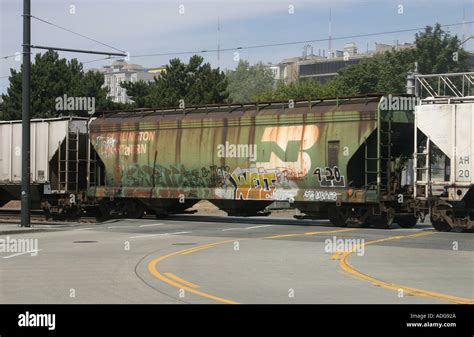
left=266, top=228, right=358, bottom=239
left=148, top=228, right=361, bottom=304
left=148, top=241, right=240, bottom=304
left=164, top=272, right=200, bottom=289
left=265, top=233, right=302, bottom=239
left=304, top=228, right=358, bottom=236
left=181, top=239, right=243, bottom=255
left=338, top=231, right=474, bottom=304
left=149, top=227, right=471, bottom=305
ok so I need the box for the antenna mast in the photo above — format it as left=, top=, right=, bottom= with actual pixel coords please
left=217, top=16, right=221, bottom=68
left=328, top=8, right=332, bottom=57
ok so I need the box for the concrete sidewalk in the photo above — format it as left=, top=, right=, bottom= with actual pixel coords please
left=0, top=221, right=80, bottom=235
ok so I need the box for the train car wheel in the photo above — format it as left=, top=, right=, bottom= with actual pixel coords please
left=430, top=218, right=451, bottom=232
left=430, top=204, right=453, bottom=232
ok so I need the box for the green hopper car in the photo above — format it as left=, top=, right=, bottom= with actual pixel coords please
left=88, top=95, right=419, bottom=228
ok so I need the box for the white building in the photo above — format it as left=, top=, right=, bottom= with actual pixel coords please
left=92, top=60, right=163, bottom=104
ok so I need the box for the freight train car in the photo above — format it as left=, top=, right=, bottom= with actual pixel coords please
left=414, top=97, right=474, bottom=231
left=88, top=95, right=419, bottom=228
left=0, top=117, right=104, bottom=217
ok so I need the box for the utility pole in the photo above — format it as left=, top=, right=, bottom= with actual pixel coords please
left=217, top=16, right=221, bottom=68
left=19, top=1, right=124, bottom=228
left=21, top=0, right=31, bottom=227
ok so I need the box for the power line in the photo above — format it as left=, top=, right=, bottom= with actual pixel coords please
left=82, top=56, right=123, bottom=64
left=131, top=21, right=474, bottom=58
left=2, top=20, right=472, bottom=63
left=0, top=54, right=19, bottom=61
left=31, top=15, right=126, bottom=54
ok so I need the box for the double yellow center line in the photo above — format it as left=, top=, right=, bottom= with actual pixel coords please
left=147, top=228, right=474, bottom=305
left=148, top=229, right=356, bottom=304
left=338, top=231, right=474, bottom=304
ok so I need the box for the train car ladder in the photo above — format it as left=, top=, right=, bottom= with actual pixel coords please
left=377, top=115, right=392, bottom=196
left=57, top=130, right=80, bottom=192
left=414, top=136, right=430, bottom=199
left=364, top=109, right=393, bottom=198
left=87, top=136, right=101, bottom=188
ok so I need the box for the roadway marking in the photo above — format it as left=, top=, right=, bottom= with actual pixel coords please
left=3, top=249, right=42, bottom=259
left=164, top=272, right=200, bottom=288
left=330, top=251, right=343, bottom=260
left=222, top=225, right=275, bottom=231
left=107, top=225, right=135, bottom=229
left=149, top=227, right=472, bottom=304
left=148, top=239, right=240, bottom=304
left=74, top=228, right=93, bottom=231
left=148, top=228, right=359, bottom=304
left=338, top=231, right=474, bottom=304
left=130, top=231, right=190, bottom=239
left=245, top=225, right=275, bottom=230
left=265, top=228, right=357, bottom=239
left=139, top=223, right=165, bottom=228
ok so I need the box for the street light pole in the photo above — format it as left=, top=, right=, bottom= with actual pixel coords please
left=21, top=0, right=31, bottom=227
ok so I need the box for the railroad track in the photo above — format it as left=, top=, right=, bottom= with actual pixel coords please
left=0, top=208, right=97, bottom=223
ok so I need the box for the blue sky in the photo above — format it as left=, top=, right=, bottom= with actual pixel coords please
left=0, top=0, right=473, bottom=94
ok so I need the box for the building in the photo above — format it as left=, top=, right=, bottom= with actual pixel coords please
left=375, top=41, right=415, bottom=54
left=268, top=43, right=369, bottom=84
left=268, top=56, right=309, bottom=83
left=91, top=60, right=164, bottom=104
left=299, top=54, right=367, bottom=84
left=269, top=41, right=416, bottom=84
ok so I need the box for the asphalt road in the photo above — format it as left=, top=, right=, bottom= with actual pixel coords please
left=0, top=216, right=473, bottom=304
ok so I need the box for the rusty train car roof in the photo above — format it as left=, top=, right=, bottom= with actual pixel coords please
left=91, top=95, right=385, bottom=127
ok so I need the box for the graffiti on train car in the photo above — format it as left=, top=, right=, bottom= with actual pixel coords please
left=214, top=165, right=299, bottom=201
left=93, top=124, right=330, bottom=201
left=118, top=162, right=300, bottom=201
left=230, top=166, right=277, bottom=200
left=95, top=131, right=156, bottom=157
left=313, top=166, right=346, bottom=187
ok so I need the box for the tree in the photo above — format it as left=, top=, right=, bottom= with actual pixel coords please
left=122, top=55, right=228, bottom=108
left=414, top=23, right=468, bottom=74
left=226, top=60, right=275, bottom=103
left=253, top=78, right=339, bottom=101
left=333, top=23, right=469, bottom=95
left=0, top=50, right=116, bottom=120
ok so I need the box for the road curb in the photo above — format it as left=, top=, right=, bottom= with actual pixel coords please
left=0, top=228, right=59, bottom=235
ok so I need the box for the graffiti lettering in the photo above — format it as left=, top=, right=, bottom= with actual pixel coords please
left=229, top=167, right=277, bottom=200
left=313, top=166, right=346, bottom=187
